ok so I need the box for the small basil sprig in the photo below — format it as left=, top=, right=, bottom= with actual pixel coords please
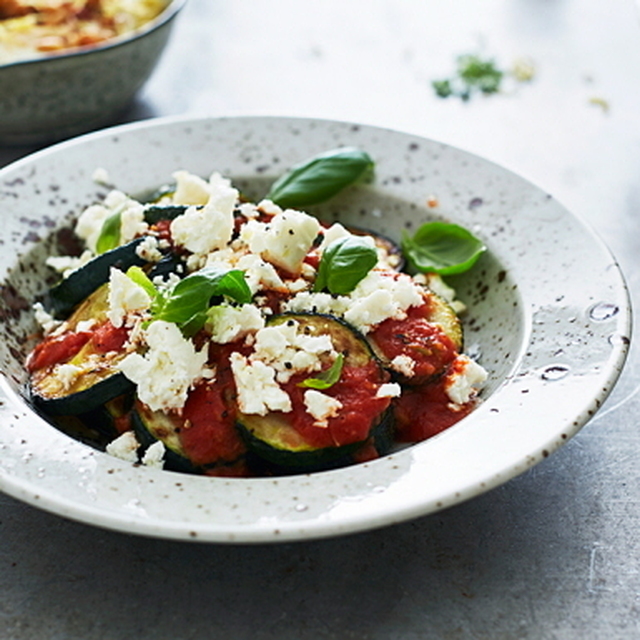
left=96, top=209, right=123, bottom=254
left=266, top=147, right=374, bottom=209
left=126, top=265, right=252, bottom=332
left=298, top=354, right=344, bottom=390
left=401, top=222, right=485, bottom=275
left=314, top=235, right=378, bottom=295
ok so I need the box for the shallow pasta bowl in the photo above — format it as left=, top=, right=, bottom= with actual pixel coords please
left=0, top=0, right=186, bottom=146
left=0, top=115, right=631, bottom=543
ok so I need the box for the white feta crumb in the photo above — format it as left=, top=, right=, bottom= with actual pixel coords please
left=32, top=302, right=62, bottom=335
left=343, top=271, right=424, bottom=333
left=92, top=167, right=111, bottom=185
left=444, top=355, right=488, bottom=406
left=207, top=304, right=265, bottom=344
left=117, top=321, right=209, bottom=412
left=119, top=201, right=148, bottom=244
left=376, top=382, right=402, bottom=398
left=171, top=170, right=212, bottom=205
left=75, top=319, right=97, bottom=333
left=236, top=252, right=286, bottom=294
left=141, top=441, right=165, bottom=469
left=230, top=352, right=292, bottom=415
left=55, top=363, right=83, bottom=391
left=46, top=250, right=93, bottom=277
left=240, top=209, right=321, bottom=274
left=303, top=389, right=342, bottom=427
left=318, top=222, right=352, bottom=250
left=135, top=235, right=163, bottom=262
left=107, top=267, right=152, bottom=329
left=106, top=431, right=140, bottom=463
left=390, top=355, right=415, bottom=378
left=170, top=201, right=234, bottom=255
left=252, top=320, right=335, bottom=382
left=420, top=272, right=466, bottom=314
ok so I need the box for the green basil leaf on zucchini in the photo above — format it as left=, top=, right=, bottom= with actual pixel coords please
left=298, top=353, right=344, bottom=390
left=266, top=147, right=374, bottom=208
left=96, top=209, right=123, bottom=254
left=401, top=221, right=485, bottom=275
left=154, top=267, right=252, bottom=328
left=314, top=235, right=378, bottom=295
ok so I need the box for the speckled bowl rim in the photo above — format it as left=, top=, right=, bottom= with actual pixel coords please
left=0, top=0, right=187, bottom=70
left=0, top=115, right=631, bottom=543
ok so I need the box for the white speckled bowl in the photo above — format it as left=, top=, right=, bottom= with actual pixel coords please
left=0, top=0, right=185, bottom=146
left=0, top=116, right=631, bottom=543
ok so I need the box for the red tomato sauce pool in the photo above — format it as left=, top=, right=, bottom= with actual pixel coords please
left=280, top=362, right=391, bottom=449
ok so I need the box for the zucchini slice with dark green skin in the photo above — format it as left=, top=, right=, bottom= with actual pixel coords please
left=143, top=204, right=189, bottom=225
left=366, top=289, right=462, bottom=386
left=235, top=313, right=394, bottom=473
left=47, top=238, right=147, bottom=318
left=28, top=284, right=134, bottom=416
left=131, top=376, right=249, bottom=476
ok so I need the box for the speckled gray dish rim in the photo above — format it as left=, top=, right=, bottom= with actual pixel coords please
left=0, top=116, right=631, bottom=543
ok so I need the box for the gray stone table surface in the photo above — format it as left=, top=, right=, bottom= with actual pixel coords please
left=1, top=0, right=640, bottom=638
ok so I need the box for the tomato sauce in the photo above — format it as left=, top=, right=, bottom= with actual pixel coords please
left=369, top=303, right=458, bottom=381
left=281, top=362, right=391, bottom=449
left=178, top=342, right=247, bottom=468
left=91, top=321, right=129, bottom=354
left=393, top=377, right=473, bottom=442
left=26, top=330, right=92, bottom=372
left=179, top=381, right=246, bottom=467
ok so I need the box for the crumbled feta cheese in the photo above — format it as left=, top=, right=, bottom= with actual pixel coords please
left=75, top=203, right=111, bottom=253
left=252, top=320, right=335, bottom=382
left=119, top=201, right=148, bottom=244
left=207, top=304, right=265, bottom=344
left=343, top=271, right=424, bottom=333
left=390, top=354, right=415, bottom=378
left=171, top=170, right=212, bottom=205
left=46, top=250, right=93, bottom=277
left=319, top=222, right=352, bottom=250
left=107, top=267, right=152, bottom=329
left=55, top=363, right=83, bottom=391
left=106, top=431, right=140, bottom=463
left=141, top=441, right=165, bottom=469
left=117, top=321, right=210, bottom=412
left=170, top=201, right=234, bottom=256
left=75, top=319, right=97, bottom=333
left=240, top=209, right=321, bottom=274
left=444, top=355, right=488, bottom=406
left=236, top=252, right=286, bottom=294
left=92, top=167, right=110, bottom=185
left=230, top=352, right=292, bottom=415
left=303, top=389, right=342, bottom=427
left=376, top=382, right=402, bottom=398
left=135, top=235, right=163, bottom=262
left=419, top=272, right=466, bottom=314
left=33, top=302, right=62, bottom=335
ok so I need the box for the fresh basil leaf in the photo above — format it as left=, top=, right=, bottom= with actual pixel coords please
left=96, top=210, right=122, bottom=254
left=298, top=354, right=344, bottom=390
left=125, top=265, right=158, bottom=299
left=154, top=267, right=251, bottom=326
left=402, top=222, right=485, bottom=275
left=266, top=147, right=374, bottom=208
left=314, top=235, right=378, bottom=295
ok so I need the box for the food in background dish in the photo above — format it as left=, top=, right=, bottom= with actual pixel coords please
left=25, top=149, right=487, bottom=477
left=0, top=0, right=168, bottom=64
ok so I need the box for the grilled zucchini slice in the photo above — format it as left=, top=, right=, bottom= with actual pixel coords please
left=236, top=313, right=394, bottom=473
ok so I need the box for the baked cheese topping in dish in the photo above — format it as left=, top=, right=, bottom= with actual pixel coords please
left=0, top=0, right=168, bottom=64
left=26, top=162, right=488, bottom=478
